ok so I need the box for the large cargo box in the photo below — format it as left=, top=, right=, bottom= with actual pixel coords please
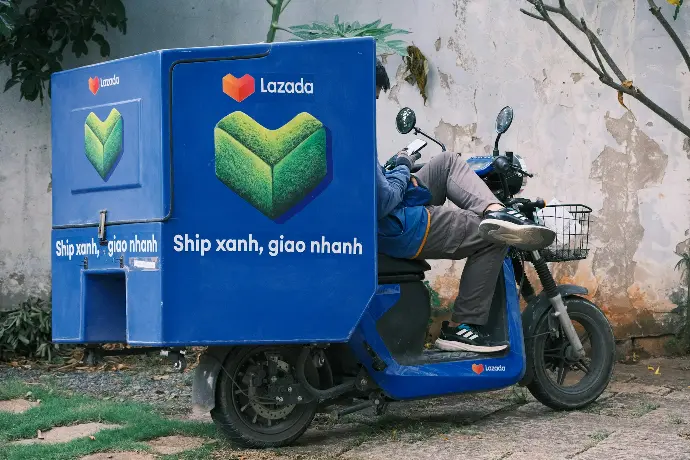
left=51, top=37, right=378, bottom=345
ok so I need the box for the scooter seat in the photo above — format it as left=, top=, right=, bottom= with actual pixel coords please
left=378, top=254, right=431, bottom=275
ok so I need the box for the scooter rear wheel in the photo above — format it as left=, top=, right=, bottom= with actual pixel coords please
left=211, top=346, right=320, bottom=448
left=526, top=296, right=615, bottom=410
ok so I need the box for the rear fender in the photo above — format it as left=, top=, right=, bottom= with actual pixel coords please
left=191, top=346, right=235, bottom=413
left=518, top=285, right=589, bottom=386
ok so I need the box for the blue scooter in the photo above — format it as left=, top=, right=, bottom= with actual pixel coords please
left=192, top=106, right=616, bottom=448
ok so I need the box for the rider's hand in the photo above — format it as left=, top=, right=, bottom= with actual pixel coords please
left=395, top=149, right=415, bottom=169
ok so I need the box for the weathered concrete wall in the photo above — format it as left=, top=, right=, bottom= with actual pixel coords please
left=0, top=0, right=688, bottom=340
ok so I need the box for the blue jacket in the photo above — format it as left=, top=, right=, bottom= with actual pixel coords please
left=376, top=164, right=432, bottom=259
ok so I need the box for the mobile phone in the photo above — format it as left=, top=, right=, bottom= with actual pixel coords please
left=406, top=138, right=427, bottom=155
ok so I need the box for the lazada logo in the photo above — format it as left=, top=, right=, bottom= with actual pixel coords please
left=88, top=75, right=120, bottom=95
left=222, top=73, right=314, bottom=102
left=222, top=74, right=255, bottom=102
left=472, top=363, right=506, bottom=375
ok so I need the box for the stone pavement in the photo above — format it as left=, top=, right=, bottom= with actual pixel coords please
left=223, top=357, right=690, bottom=460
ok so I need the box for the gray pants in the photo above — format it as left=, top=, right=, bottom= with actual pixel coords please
left=414, top=152, right=507, bottom=326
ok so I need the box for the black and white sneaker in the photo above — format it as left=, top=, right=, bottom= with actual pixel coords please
left=478, top=208, right=556, bottom=251
left=435, top=322, right=508, bottom=353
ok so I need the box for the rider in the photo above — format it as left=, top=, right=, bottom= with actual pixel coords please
left=375, top=59, right=556, bottom=353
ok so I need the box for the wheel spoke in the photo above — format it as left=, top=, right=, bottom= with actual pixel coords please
left=267, top=418, right=272, bottom=427
left=575, top=360, right=590, bottom=374
left=557, top=362, right=568, bottom=385
left=252, top=414, right=258, bottom=424
left=240, top=403, right=249, bottom=412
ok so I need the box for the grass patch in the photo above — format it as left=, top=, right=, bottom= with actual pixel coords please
left=0, top=379, right=218, bottom=460
left=669, top=414, right=685, bottom=425
left=507, top=386, right=529, bottom=405
left=588, top=430, right=610, bottom=442
left=631, top=401, right=660, bottom=417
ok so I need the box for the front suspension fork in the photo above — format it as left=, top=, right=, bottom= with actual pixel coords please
left=529, top=251, right=585, bottom=359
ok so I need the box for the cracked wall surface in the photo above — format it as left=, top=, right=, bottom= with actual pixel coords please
left=0, top=0, right=689, bottom=338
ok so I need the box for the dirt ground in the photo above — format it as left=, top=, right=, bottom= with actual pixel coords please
left=4, top=356, right=690, bottom=459
left=225, top=356, right=690, bottom=460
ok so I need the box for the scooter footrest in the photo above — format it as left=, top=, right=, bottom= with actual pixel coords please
left=396, top=347, right=510, bottom=366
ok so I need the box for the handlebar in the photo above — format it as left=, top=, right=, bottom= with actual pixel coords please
left=506, top=197, right=545, bottom=214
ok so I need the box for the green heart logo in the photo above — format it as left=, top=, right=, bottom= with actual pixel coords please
left=214, top=111, right=327, bottom=220
left=84, top=108, right=124, bottom=180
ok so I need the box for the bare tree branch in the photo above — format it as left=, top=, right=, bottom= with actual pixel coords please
left=525, top=0, right=561, bottom=14
left=532, top=1, right=605, bottom=78
left=601, top=78, right=690, bottom=136
left=579, top=18, right=611, bottom=80
left=520, top=8, right=545, bottom=21
left=647, top=0, right=690, bottom=74
left=522, top=0, right=690, bottom=138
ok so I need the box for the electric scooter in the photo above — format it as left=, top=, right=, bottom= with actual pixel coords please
left=191, top=106, right=616, bottom=448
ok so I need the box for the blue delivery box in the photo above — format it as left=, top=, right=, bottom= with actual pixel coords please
left=51, top=37, right=378, bottom=346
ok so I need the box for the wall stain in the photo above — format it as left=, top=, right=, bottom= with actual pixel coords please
left=438, top=69, right=455, bottom=93
left=589, top=111, right=668, bottom=336
left=532, top=69, right=549, bottom=103
left=431, top=260, right=460, bottom=310
left=434, top=119, right=482, bottom=155
left=386, top=62, right=408, bottom=105
left=434, top=37, right=441, bottom=52
left=448, top=0, right=476, bottom=71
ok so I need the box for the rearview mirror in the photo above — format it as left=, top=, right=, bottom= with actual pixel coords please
left=396, top=107, right=416, bottom=134
left=495, top=106, right=514, bottom=134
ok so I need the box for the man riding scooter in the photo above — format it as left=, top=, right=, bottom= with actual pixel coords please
left=374, top=59, right=556, bottom=353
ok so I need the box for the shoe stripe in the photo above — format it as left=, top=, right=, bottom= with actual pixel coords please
left=457, top=329, right=467, bottom=336
left=469, top=333, right=479, bottom=340
left=463, top=331, right=474, bottom=338
left=506, top=210, right=528, bottom=220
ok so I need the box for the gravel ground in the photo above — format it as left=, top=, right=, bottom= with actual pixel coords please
left=0, top=355, right=195, bottom=416
left=4, top=355, right=690, bottom=459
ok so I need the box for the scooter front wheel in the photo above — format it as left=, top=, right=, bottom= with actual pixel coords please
left=211, top=346, right=320, bottom=448
left=526, top=296, right=615, bottom=410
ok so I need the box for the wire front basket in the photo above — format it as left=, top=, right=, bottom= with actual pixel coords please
left=534, top=204, right=592, bottom=262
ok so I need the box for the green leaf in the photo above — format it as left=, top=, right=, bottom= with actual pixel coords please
left=0, top=10, right=13, bottom=38
left=4, top=77, right=18, bottom=92
left=0, top=0, right=126, bottom=103
left=109, top=0, right=126, bottom=22
left=287, top=17, right=409, bottom=57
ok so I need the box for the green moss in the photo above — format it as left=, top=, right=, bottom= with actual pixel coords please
left=423, top=280, right=441, bottom=308
left=214, top=111, right=327, bottom=220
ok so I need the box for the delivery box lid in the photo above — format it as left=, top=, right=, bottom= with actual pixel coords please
left=51, top=51, right=167, bottom=228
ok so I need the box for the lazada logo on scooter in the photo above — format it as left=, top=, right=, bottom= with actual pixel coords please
left=472, top=364, right=506, bottom=374
left=88, top=75, right=120, bottom=95
left=222, top=73, right=314, bottom=102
